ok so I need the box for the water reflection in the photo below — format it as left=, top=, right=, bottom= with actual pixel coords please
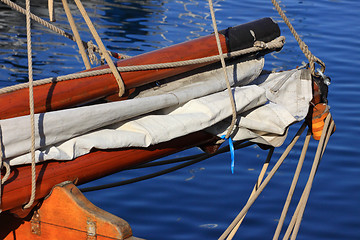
left=2, top=1, right=358, bottom=240
left=0, top=0, right=219, bottom=85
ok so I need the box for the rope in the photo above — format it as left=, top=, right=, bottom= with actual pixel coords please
left=1, top=162, right=10, bottom=185
left=87, top=41, right=99, bottom=65
left=0, top=127, right=10, bottom=212
left=287, top=115, right=334, bottom=240
left=62, top=0, right=91, bottom=69
left=226, top=147, right=274, bottom=240
left=0, top=146, right=3, bottom=212
left=0, top=36, right=285, bottom=95
left=23, top=0, right=37, bottom=210
left=73, top=0, right=125, bottom=96
left=273, top=129, right=311, bottom=239
left=271, top=0, right=325, bottom=75
left=0, top=138, right=2, bottom=211
left=0, top=0, right=127, bottom=61
left=208, top=0, right=237, bottom=142
left=48, top=0, right=55, bottom=22
left=218, top=122, right=307, bottom=240
left=221, top=117, right=334, bottom=239
left=1, top=0, right=74, bottom=40
left=0, top=157, right=11, bottom=212
left=80, top=141, right=253, bottom=192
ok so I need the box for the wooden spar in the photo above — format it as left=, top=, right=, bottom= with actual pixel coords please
left=0, top=34, right=226, bottom=120
left=1, top=131, right=218, bottom=214
left=0, top=18, right=280, bottom=120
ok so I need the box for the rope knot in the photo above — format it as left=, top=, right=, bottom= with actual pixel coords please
left=87, top=40, right=99, bottom=65
left=254, top=41, right=268, bottom=49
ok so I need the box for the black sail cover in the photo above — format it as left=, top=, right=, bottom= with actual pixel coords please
left=219, top=17, right=281, bottom=52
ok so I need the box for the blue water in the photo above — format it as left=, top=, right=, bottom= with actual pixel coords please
left=1, top=0, right=359, bottom=239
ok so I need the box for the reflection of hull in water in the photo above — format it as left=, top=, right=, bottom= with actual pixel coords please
left=0, top=18, right=291, bottom=239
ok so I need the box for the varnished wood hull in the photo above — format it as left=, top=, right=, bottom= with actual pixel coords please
left=1, top=131, right=217, bottom=214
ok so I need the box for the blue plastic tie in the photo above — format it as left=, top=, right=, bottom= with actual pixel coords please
left=221, top=135, right=235, bottom=174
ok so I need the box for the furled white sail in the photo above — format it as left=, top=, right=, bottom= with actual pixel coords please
left=0, top=58, right=312, bottom=166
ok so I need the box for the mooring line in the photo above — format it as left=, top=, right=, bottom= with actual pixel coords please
left=273, top=129, right=311, bottom=239
left=219, top=123, right=307, bottom=240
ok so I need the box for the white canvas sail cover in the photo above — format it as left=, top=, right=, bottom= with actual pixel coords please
left=0, top=58, right=312, bottom=166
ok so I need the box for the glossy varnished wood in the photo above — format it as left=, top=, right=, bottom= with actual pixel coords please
left=1, top=131, right=217, bottom=213
left=0, top=35, right=227, bottom=119
left=2, top=183, right=134, bottom=240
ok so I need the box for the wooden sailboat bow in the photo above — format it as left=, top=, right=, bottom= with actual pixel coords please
left=0, top=0, right=334, bottom=236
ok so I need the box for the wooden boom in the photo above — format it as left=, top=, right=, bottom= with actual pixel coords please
left=0, top=18, right=280, bottom=119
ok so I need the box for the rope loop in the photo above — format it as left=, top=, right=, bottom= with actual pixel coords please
left=314, top=56, right=326, bottom=74
left=1, top=161, right=11, bottom=185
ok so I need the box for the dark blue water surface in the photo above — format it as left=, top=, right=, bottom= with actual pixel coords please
left=1, top=0, right=360, bottom=239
